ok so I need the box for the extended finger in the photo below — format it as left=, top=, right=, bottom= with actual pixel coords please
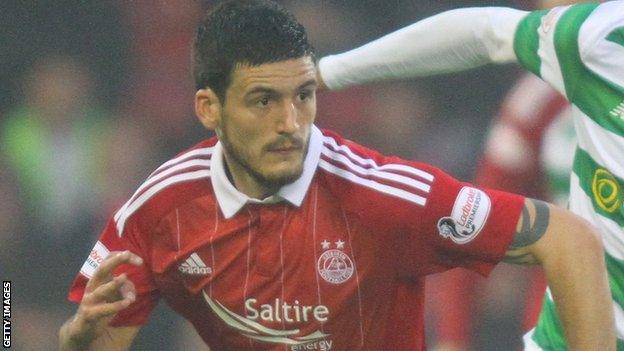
left=80, top=297, right=135, bottom=323
left=88, top=251, right=142, bottom=288
left=84, top=274, right=130, bottom=304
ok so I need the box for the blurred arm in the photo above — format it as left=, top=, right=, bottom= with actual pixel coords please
left=59, top=324, right=139, bottom=351
left=504, top=199, right=615, bottom=350
left=318, top=7, right=526, bottom=90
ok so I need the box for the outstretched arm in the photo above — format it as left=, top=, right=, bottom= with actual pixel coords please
left=318, top=7, right=526, bottom=90
left=504, top=199, right=615, bottom=350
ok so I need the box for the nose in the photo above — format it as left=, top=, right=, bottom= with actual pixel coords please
left=277, top=101, right=299, bottom=134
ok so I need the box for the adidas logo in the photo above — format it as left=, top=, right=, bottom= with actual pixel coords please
left=179, top=253, right=212, bottom=275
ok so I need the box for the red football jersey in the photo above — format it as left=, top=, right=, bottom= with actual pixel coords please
left=69, top=126, right=523, bottom=350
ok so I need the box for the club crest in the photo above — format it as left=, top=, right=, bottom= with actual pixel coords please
left=317, top=239, right=354, bottom=284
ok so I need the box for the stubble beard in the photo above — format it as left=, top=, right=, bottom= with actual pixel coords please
left=218, top=126, right=309, bottom=191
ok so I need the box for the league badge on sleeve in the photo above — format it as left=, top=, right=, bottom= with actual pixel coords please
left=79, top=241, right=110, bottom=278
left=437, top=186, right=491, bottom=244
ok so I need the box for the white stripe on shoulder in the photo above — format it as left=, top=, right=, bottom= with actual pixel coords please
left=150, top=147, right=215, bottom=177
left=323, top=136, right=434, bottom=182
left=114, top=158, right=212, bottom=222
left=115, top=169, right=211, bottom=236
left=321, top=147, right=431, bottom=193
left=319, top=159, right=427, bottom=206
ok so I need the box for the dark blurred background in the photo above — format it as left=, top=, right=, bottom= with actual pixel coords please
left=0, top=1, right=537, bottom=350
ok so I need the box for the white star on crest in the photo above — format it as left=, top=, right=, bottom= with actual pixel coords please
left=321, top=240, right=331, bottom=250
left=335, top=240, right=345, bottom=249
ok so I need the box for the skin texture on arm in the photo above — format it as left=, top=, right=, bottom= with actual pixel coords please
left=59, top=251, right=143, bottom=351
left=504, top=199, right=615, bottom=350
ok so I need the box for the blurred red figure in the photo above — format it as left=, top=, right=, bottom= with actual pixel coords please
left=428, top=73, right=575, bottom=351
left=424, top=0, right=583, bottom=347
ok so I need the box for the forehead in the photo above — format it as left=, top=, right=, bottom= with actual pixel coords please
left=229, top=57, right=317, bottom=93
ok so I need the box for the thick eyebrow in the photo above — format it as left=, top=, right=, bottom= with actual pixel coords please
left=297, top=79, right=318, bottom=91
left=245, top=79, right=318, bottom=97
left=245, top=86, right=278, bottom=97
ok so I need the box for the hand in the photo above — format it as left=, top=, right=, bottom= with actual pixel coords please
left=67, top=251, right=143, bottom=343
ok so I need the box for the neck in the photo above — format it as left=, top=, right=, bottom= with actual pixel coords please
left=222, top=153, right=279, bottom=200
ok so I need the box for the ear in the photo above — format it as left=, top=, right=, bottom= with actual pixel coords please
left=195, top=88, right=222, bottom=131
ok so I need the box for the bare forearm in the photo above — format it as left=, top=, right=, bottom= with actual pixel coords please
left=538, top=220, right=615, bottom=350
left=504, top=200, right=615, bottom=349
left=319, top=7, right=526, bottom=90
left=59, top=317, right=136, bottom=351
left=59, top=317, right=96, bottom=351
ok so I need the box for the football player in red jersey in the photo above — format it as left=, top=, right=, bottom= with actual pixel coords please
left=60, top=1, right=613, bottom=350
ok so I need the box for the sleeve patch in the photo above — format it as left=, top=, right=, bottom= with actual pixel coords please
left=437, top=187, right=491, bottom=244
left=79, top=241, right=111, bottom=279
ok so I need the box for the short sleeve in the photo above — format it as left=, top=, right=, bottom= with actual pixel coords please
left=67, top=217, right=159, bottom=326
left=395, top=165, right=524, bottom=277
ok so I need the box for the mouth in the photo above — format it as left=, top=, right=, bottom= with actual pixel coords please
left=268, top=146, right=301, bottom=154
left=266, top=139, right=304, bottom=154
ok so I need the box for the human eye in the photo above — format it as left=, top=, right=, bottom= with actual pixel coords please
left=298, top=89, right=313, bottom=101
left=255, top=95, right=271, bottom=107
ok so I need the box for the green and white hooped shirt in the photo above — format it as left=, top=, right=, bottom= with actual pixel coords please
left=514, top=2, right=624, bottom=350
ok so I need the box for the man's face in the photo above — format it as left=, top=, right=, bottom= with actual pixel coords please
left=218, top=57, right=317, bottom=189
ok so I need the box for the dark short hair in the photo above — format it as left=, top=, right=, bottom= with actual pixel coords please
left=192, top=0, right=315, bottom=100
